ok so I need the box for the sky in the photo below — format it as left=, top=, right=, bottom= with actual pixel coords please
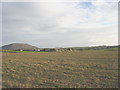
left=1, top=0, right=119, bottom=48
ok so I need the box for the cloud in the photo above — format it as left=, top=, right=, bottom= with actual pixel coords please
left=0, top=3, right=2, bottom=47
left=2, top=1, right=118, bottom=47
left=1, top=0, right=120, bottom=2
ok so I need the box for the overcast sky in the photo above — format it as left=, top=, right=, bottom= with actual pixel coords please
left=2, top=0, right=118, bottom=48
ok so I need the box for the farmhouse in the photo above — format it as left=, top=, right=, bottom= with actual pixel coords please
left=17, top=49, right=23, bottom=51
left=34, top=49, right=41, bottom=51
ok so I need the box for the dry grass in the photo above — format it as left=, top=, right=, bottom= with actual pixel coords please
left=2, top=50, right=118, bottom=88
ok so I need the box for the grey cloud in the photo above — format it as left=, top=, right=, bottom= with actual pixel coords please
left=2, top=2, right=118, bottom=47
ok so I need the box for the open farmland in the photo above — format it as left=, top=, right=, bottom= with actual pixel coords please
left=2, top=50, right=118, bottom=88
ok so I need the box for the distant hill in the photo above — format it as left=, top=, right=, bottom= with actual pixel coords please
left=70, top=45, right=119, bottom=50
left=1, top=43, right=119, bottom=52
left=1, top=43, right=39, bottom=50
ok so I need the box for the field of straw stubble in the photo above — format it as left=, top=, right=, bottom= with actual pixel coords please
left=2, top=50, right=118, bottom=88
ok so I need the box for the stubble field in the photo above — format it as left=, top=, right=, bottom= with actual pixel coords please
left=2, top=50, right=118, bottom=88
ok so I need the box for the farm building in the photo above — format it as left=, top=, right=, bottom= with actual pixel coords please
left=17, top=49, right=23, bottom=51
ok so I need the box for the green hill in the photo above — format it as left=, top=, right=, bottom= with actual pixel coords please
left=2, top=43, right=39, bottom=51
